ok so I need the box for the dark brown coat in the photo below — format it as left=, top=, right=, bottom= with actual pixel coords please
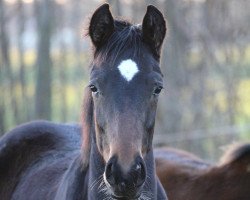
left=155, top=144, right=250, bottom=200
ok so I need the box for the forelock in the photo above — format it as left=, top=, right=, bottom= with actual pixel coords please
left=93, top=20, right=143, bottom=65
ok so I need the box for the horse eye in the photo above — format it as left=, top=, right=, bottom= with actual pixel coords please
left=153, top=86, right=163, bottom=95
left=89, top=85, right=98, bottom=93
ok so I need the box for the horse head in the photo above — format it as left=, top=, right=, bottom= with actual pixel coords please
left=82, top=4, right=166, bottom=199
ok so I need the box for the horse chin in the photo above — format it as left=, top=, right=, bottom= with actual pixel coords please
left=104, top=182, right=142, bottom=200
left=109, top=186, right=142, bottom=200
left=111, top=193, right=141, bottom=200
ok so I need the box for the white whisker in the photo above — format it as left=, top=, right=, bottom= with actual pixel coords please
left=89, top=174, right=103, bottom=191
left=140, top=190, right=153, bottom=200
left=90, top=174, right=114, bottom=200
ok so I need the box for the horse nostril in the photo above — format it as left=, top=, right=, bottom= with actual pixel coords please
left=135, top=163, right=142, bottom=173
left=105, top=156, right=146, bottom=193
left=135, top=161, right=146, bottom=187
left=105, top=161, right=115, bottom=186
left=118, top=181, right=126, bottom=192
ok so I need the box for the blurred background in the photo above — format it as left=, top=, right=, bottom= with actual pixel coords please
left=1, top=0, right=250, bottom=162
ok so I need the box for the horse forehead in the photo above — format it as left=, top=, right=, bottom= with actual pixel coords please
left=117, top=59, right=140, bottom=82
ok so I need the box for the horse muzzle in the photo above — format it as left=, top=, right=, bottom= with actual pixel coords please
left=104, top=155, right=146, bottom=199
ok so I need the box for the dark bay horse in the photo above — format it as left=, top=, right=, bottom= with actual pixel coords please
left=0, top=4, right=168, bottom=200
left=155, top=143, right=250, bottom=200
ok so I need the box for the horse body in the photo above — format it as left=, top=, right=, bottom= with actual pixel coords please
left=0, top=121, right=81, bottom=200
left=155, top=144, right=250, bottom=200
left=0, top=4, right=168, bottom=200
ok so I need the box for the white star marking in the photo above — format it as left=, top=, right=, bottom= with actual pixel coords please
left=117, top=59, right=139, bottom=82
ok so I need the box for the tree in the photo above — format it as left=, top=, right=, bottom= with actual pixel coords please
left=34, top=0, right=55, bottom=120
left=17, top=0, right=30, bottom=121
left=0, top=0, right=19, bottom=133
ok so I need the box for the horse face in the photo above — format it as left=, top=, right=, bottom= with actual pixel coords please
left=88, top=4, right=166, bottom=199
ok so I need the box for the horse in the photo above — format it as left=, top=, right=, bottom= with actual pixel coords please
left=154, top=143, right=250, bottom=200
left=0, top=4, right=168, bottom=200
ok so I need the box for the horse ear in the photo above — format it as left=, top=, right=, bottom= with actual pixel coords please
left=220, top=143, right=250, bottom=173
left=142, top=5, right=166, bottom=59
left=89, top=3, right=114, bottom=48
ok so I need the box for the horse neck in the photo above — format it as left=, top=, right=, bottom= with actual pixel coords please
left=143, top=150, right=168, bottom=199
left=87, top=140, right=107, bottom=199
left=54, top=155, right=88, bottom=200
left=142, top=149, right=158, bottom=197
left=54, top=136, right=105, bottom=200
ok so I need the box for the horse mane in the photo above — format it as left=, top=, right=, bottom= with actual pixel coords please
left=219, top=143, right=250, bottom=165
left=81, top=88, right=94, bottom=168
